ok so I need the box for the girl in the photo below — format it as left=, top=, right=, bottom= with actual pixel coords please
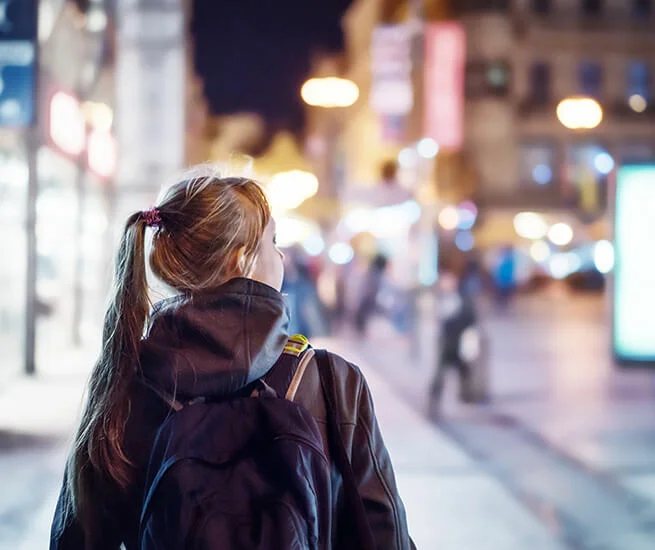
left=50, top=169, right=414, bottom=549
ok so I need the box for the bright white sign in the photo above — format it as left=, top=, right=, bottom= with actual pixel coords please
left=614, top=164, right=655, bottom=362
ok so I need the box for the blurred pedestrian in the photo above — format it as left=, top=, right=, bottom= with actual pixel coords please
left=354, top=253, right=389, bottom=335
left=282, top=249, right=329, bottom=338
left=429, top=267, right=488, bottom=413
left=50, top=168, right=414, bottom=550
left=492, top=245, right=516, bottom=310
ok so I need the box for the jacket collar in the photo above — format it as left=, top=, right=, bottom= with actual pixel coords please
left=140, top=278, right=290, bottom=400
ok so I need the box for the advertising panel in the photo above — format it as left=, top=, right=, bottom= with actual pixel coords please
left=613, top=163, right=655, bottom=364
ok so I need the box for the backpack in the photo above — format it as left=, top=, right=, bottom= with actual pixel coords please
left=140, top=337, right=375, bottom=550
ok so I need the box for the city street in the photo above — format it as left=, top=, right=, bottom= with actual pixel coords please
left=329, top=288, right=655, bottom=549
left=1, top=291, right=655, bottom=548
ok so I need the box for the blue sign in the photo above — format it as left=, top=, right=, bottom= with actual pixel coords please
left=0, top=0, right=38, bottom=127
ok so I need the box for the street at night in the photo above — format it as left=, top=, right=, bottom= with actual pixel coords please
left=3, top=0, right=655, bottom=548
left=2, top=292, right=655, bottom=548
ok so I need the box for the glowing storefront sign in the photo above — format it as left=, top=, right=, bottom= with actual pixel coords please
left=370, top=24, right=413, bottom=116
left=613, top=163, right=655, bottom=363
left=424, top=23, right=466, bottom=151
left=49, top=91, right=85, bottom=156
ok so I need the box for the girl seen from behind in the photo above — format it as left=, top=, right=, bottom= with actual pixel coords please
left=50, top=167, right=415, bottom=550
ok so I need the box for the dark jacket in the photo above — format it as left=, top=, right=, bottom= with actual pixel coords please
left=50, top=278, right=414, bottom=550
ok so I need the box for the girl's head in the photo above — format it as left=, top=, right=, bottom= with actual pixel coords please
left=150, top=174, right=283, bottom=292
left=66, top=170, right=283, bottom=536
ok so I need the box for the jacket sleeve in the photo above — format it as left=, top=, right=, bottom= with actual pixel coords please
left=349, top=371, right=416, bottom=550
left=49, top=471, right=122, bottom=550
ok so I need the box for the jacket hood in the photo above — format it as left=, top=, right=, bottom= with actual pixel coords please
left=140, top=278, right=290, bottom=400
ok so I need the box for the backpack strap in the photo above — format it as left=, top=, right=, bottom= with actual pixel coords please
left=285, top=348, right=315, bottom=402
left=262, top=334, right=313, bottom=401
left=314, top=349, right=376, bottom=550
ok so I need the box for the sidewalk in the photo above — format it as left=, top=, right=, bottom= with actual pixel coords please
left=0, top=346, right=94, bottom=549
left=315, top=336, right=567, bottom=550
left=1, top=336, right=566, bottom=549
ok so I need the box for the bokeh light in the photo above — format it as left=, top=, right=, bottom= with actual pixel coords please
left=556, top=97, right=603, bottom=130
left=328, top=243, right=355, bottom=265
left=530, top=240, right=551, bottom=262
left=439, top=206, right=459, bottom=231
left=594, top=240, right=614, bottom=274
left=514, top=212, right=548, bottom=240
left=629, top=94, right=647, bottom=113
left=548, top=222, right=574, bottom=246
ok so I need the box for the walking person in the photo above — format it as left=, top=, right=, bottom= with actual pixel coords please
left=50, top=168, right=414, bottom=550
left=429, top=266, right=487, bottom=414
left=354, top=253, right=389, bottom=335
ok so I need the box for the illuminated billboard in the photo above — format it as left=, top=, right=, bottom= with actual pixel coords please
left=613, top=163, right=655, bottom=364
left=424, top=23, right=466, bottom=152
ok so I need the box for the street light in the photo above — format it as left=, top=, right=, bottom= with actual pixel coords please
left=267, top=170, right=319, bottom=212
left=301, top=77, right=359, bottom=108
left=556, top=97, right=603, bottom=130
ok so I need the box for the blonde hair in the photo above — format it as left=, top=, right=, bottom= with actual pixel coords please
left=65, top=169, right=270, bottom=540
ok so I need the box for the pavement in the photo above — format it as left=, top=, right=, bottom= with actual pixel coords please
left=329, top=287, right=655, bottom=550
left=1, top=290, right=655, bottom=549
left=0, top=345, right=94, bottom=550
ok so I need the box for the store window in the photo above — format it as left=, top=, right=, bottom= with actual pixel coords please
left=0, top=146, right=28, bottom=378
left=520, top=143, right=556, bottom=186
left=578, top=62, right=603, bottom=98
left=34, top=147, right=111, bottom=356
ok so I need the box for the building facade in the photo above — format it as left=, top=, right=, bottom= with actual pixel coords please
left=461, top=0, right=655, bottom=220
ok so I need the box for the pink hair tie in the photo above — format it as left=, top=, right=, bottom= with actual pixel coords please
left=141, top=207, right=162, bottom=228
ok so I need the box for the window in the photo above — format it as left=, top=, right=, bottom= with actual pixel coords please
left=564, top=144, right=610, bottom=214
left=627, top=61, right=651, bottom=105
left=532, top=0, right=551, bottom=14
left=465, top=60, right=510, bottom=98
left=582, top=0, right=603, bottom=15
left=529, top=62, right=551, bottom=104
left=487, top=61, right=510, bottom=96
left=633, top=0, right=652, bottom=17
left=578, top=62, right=603, bottom=98
left=520, top=143, right=556, bottom=187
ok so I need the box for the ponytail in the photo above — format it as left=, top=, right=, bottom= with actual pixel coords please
left=64, top=212, right=151, bottom=535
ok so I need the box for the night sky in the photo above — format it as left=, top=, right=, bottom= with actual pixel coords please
left=191, top=0, right=353, bottom=135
